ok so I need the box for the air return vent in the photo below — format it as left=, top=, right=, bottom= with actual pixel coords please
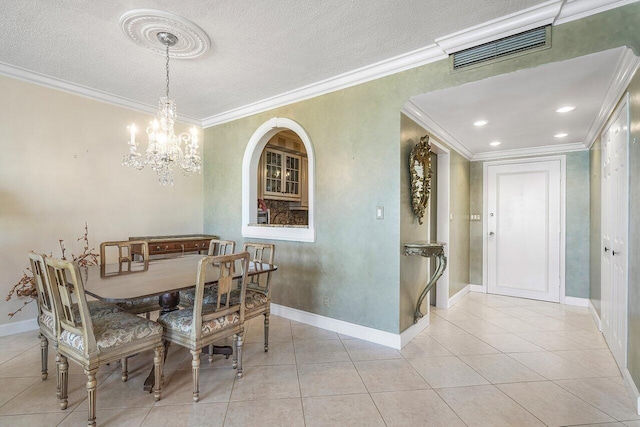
left=452, top=26, right=550, bottom=70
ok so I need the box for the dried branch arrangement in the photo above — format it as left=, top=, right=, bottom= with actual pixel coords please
left=5, top=223, right=100, bottom=318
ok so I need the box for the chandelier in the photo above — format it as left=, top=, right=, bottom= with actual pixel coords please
left=123, top=32, right=201, bottom=186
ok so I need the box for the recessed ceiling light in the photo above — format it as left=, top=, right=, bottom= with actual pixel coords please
left=474, top=120, right=488, bottom=127
left=554, top=133, right=568, bottom=138
left=555, top=106, right=575, bottom=113
left=489, top=141, right=501, bottom=146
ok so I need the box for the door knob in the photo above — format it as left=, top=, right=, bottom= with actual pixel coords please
left=604, top=247, right=610, bottom=252
left=489, top=232, right=495, bottom=236
left=613, top=250, right=618, bottom=256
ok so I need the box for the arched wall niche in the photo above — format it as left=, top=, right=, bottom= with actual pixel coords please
left=242, top=117, right=315, bottom=242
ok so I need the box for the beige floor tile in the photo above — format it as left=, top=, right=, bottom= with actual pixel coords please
left=75, top=369, right=164, bottom=411
left=0, top=377, right=39, bottom=407
left=0, top=412, right=69, bottom=426
left=516, top=331, right=589, bottom=351
left=291, top=324, right=339, bottom=341
left=355, top=359, right=430, bottom=393
left=0, top=331, right=40, bottom=353
left=554, top=377, right=640, bottom=421
left=0, top=351, right=21, bottom=365
left=141, top=402, right=228, bottom=427
left=497, top=381, right=614, bottom=426
left=608, top=375, right=627, bottom=386
left=298, top=361, right=366, bottom=396
left=554, top=329, right=609, bottom=349
left=508, top=351, right=598, bottom=380
left=400, top=335, right=453, bottom=358
left=436, top=384, right=545, bottom=427
left=155, top=367, right=236, bottom=405
left=244, top=324, right=292, bottom=345
left=242, top=341, right=296, bottom=366
left=523, top=315, right=584, bottom=331
left=341, top=338, right=402, bottom=361
left=59, top=406, right=151, bottom=427
left=224, top=398, right=304, bottom=427
left=625, top=421, right=640, bottom=427
left=430, top=334, right=500, bottom=355
left=422, top=320, right=468, bottom=337
left=495, top=307, right=545, bottom=318
left=460, top=354, right=544, bottom=384
left=448, top=319, right=509, bottom=335
left=485, top=317, right=547, bottom=333
left=229, top=364, right=300, bottom=401
left=475, top=333, right=546, bottom=353
left=302, top=394, right=385, bottom=427
left=553, top=349, right=621, bottom=377
left=371, top=389, right=465, bottom=426
left=408, top=356, right=489, bottom=388
left=562, top=314, right=601, bottom=331
left=293, top=338, right=349, bottom=364
left=433, top=308, right=479, bottom=321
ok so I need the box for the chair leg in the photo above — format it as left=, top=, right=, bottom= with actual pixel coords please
left=121, top=357, right=128, bottom=382
left=85, top=368, right=98, bottom=427
left=264, top=313, right=270, bottom=353
left=190, top=350, right=200, bottom=402
left=54, top=343, right=61, bottom=399
left=153, top=345, right=163, bottom=402
left=39, top=333, right=48, bottom=380
left=236, top=333, right=244, bottom=379
left=207, top=344, right=214, bottom=364
left=232, top=334, right=238, bottom=369
left=58, top=355, right=69, bottom=410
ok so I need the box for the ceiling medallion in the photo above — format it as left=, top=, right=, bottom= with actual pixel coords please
left=119, top=9, right=210, bottom=58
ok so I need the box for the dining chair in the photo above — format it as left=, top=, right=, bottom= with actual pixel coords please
left=158, top=252, right=250, bottom=402
left=28, top=251, right=123, bottom=390
left=234, top=242, right=275, bottom=352
left=100, top=240, right=159, bottom=317
left=179, top=238, right=236, bottom=307
left=45, top=256, right=164, bottom=427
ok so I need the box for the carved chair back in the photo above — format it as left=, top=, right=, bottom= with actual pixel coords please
left=29, top=251, right=56, bottom=328
left=207, top=239, right=236, bottom=256
left=242, top=242, right=275, bottom=292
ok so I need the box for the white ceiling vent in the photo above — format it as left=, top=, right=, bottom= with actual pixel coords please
left=452, top=26, right=550, bottom=70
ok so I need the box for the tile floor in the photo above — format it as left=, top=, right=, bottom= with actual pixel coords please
left=0, top=292, right=639, bottom=426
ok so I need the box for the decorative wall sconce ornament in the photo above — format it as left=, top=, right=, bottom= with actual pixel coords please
left=409, top=135, right=433, bottom=224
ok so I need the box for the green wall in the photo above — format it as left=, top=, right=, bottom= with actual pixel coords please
left=203, top=4, right=640, bottom=334
left=589, top=139, right=602, bottom=315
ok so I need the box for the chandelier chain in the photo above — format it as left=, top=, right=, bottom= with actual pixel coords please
left=165, top=43, right=170, bottom=99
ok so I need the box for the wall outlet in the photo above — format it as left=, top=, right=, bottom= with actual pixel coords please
left=323, top=297, right=329, bottom=307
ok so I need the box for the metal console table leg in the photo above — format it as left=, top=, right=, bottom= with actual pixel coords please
left=404, top=242, right=447, bottom=324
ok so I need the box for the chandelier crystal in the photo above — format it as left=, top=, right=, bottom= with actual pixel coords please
left=123, top=32, right=201, bottom=186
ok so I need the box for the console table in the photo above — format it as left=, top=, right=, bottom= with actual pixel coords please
left=404, top=242, right=447, bottom=323
left=129, top=234, right=219, bottom=258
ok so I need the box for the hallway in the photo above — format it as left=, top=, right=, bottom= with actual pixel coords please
left=0, top=292, right=637, bottom=426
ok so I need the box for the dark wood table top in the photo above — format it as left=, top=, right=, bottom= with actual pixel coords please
left=82, top=255, right=277, bottom=303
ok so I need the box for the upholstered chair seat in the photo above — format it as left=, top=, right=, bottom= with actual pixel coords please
left=115, top=296, right=159, bottom=314
left=158, top=306, right=240, bottom=336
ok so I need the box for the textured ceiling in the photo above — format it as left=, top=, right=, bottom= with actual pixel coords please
left=411, top=48, right=626, bottom=155
left=0, top=0, right=547, bottom=119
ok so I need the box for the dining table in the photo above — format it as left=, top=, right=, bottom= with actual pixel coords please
left=81, top=254, right=278, bottom=391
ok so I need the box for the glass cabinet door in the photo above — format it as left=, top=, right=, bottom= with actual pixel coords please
left=265, top=150, right=282, bottom=194
left=263, top=149, right=301, bottom=199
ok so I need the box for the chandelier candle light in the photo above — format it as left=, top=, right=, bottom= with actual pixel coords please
left=123, top=32, right=201, bottom=186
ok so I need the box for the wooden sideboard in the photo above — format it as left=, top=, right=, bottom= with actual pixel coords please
left=129, top=234, right=219, bottom=258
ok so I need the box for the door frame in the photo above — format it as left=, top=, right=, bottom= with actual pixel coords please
left=481, top=155, right=566, bottom=302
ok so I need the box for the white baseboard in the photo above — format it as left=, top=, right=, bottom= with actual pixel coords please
left=469, top=284, right=484, bottom=293
left=588, top=300, right=602, bottom=331
left=270, top=303, right=404, bottom=349
left=623, top=368, right=640, bottom=415
left=448, top=285, right=470, bottom=308
left=400, top=313, right=431, bottom=349
left=0, top=317, right=38, bottom=337
left=564, top=296, right=589, bottom=307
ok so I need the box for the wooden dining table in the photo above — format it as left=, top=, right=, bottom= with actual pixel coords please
left=81, top=254, right=278, bottom=391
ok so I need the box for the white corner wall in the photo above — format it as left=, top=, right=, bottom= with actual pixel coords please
left=0, top=75, right=204, bottom=332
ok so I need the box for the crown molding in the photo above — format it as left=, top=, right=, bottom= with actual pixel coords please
left=554, top=0, right=640, bottom=25
left=0, top=61, right=202, bottom=126
left=435, top=0, right=562, bottom=54
left=402, top=101, right=474, bottom=160
left=472, top=142, right=587, bottom=161
left=585, top=47, right=640, bottom=149
left=202, top=44, right=447, bottom=128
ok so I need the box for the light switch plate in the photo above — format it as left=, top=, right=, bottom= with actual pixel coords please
left=376, top=206, right=384, bottom=220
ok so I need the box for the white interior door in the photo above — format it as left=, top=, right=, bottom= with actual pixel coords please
left=601, top=96, right=629, bottom=370
left=487, top=159, right=562, bottom=302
